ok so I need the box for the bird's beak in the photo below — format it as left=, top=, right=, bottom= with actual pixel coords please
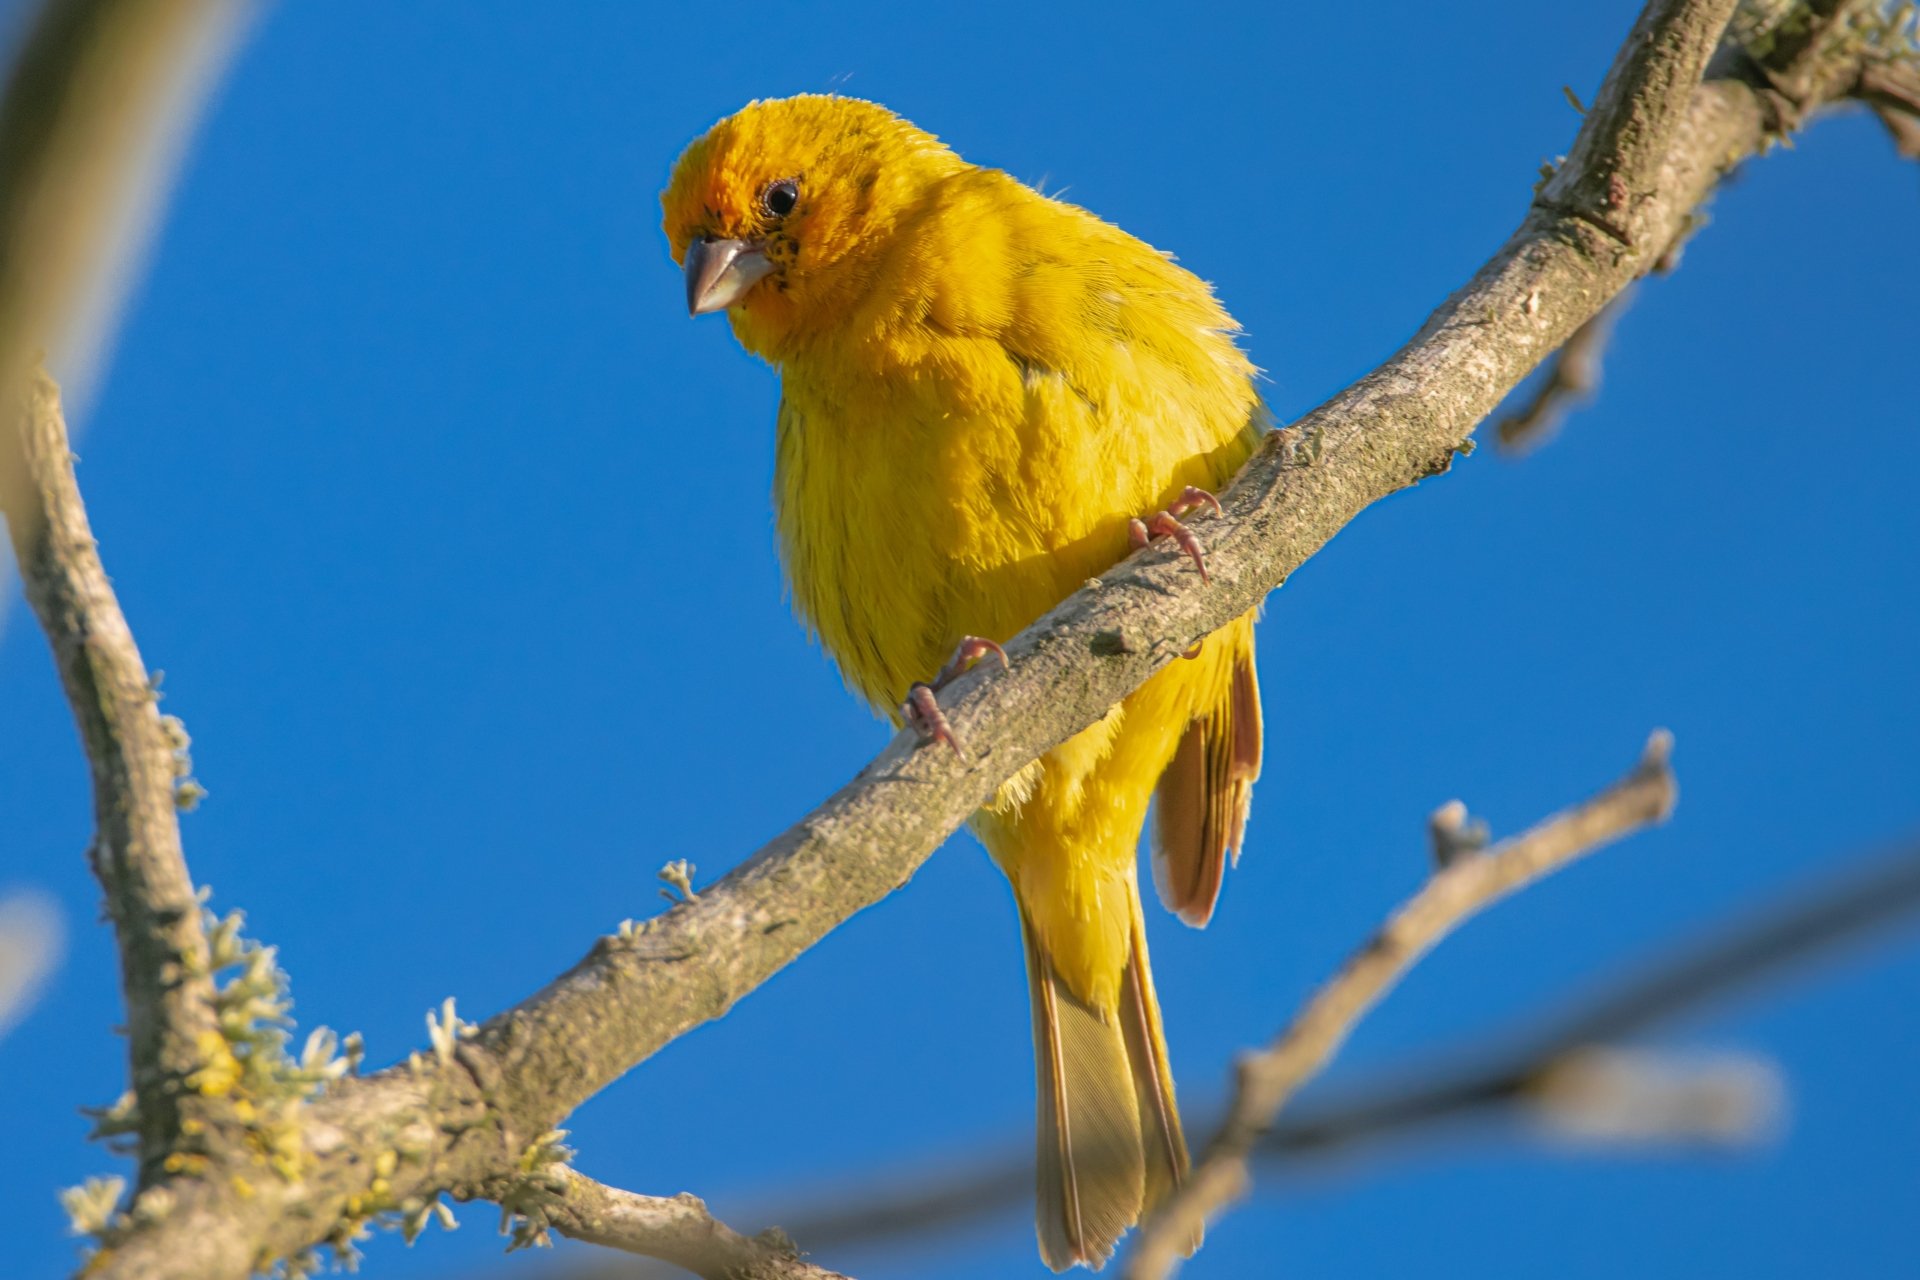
left=684, top=237, right=774, bottom=315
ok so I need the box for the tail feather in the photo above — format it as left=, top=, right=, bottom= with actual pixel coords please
left=1028, top=919, right=1143, bottom=1270
left=1025, top=894, right=1194, bottom=1271
left=1118, top=885, right=1191, bottom=1224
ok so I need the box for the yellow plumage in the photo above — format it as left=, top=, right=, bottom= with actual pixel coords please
left=664, top=95, right=1265, bottom=1270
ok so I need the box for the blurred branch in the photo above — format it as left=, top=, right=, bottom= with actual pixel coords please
left=0, top=0, right=248, bottom=590
left=1124, top=732, right=1679, bottom=1279
left=0, top=888, right=64, bottom=1039
left=1523, top=1046, right=1782, bottom=1144
left=41, top=0, right=1919, bottom=1276
left=1257, top=837, right=1920, bottom=1160
left=1, top=370, right=225, bottom=1182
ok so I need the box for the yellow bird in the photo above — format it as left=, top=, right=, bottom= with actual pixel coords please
left=663, top=96, right=1264, bottom=1270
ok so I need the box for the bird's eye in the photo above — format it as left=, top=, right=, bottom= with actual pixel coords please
left=761, top=178, right=799, bottom=219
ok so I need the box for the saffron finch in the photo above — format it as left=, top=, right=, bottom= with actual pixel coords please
left=663, top=96, right=1265, bottom=1270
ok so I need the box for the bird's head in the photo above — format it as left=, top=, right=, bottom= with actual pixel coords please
left=661, top=95, right=963, bottom=358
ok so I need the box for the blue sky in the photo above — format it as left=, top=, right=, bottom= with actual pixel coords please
left=5, top=2, right=1919, bottom=1278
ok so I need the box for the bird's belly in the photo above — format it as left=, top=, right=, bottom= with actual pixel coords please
left=775, top=385, right=1141, bottom=717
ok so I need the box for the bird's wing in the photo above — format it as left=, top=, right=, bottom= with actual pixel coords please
left=1152, top=622, right=1262, bottom=927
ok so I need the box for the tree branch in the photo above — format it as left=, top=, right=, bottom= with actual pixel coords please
left=495, top=840, right=1920, bottom=1279
left=1538, top=0, right=1744, bottom=246
left=1224, top=834, right=1920, bottom=1167
left=2, top=370, right=225, bottom=1181
left=1122, top=732, right=1679, bottom=1278
left=53, top=0, right=1910, bottom=1273
left=1245, top=827, right=1920, bottom=1159
left=487, top=1168, right=854, bottom=1280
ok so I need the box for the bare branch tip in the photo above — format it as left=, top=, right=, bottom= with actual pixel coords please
left=1428, top=799, right=1491, bottom=869
left=1642, top=726, right=1674, bottom=768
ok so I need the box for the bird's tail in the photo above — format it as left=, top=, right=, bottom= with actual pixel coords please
left=1024, top=883, right=1196, bottom=1271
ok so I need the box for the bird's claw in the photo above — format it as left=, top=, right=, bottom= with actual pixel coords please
left=935, top=635, right=1008, bottom=684
left=1168, top=485, right=1223, bottom=520
left=903, top=635, right=1010, bottom=757
left=1128, top=486, right=1222, bottom=583
left=905, top=682, right=962, bottom=755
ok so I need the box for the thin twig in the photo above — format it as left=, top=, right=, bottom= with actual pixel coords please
left=1122, top=732, right=1679, bottom=1279
left=2, top=370, right=223, bottom=1182
left=521, top=1169, right=853, bottom=1280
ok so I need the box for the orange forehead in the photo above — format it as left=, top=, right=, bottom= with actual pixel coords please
left=660, top=95, right=944, bottom=259
left=660, top=124, right=762, bottom=251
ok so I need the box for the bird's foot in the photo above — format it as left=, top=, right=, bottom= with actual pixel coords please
left=1128, top=485, right=1223, bottom=583
left=903, top=636, right=1009, bottom=757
